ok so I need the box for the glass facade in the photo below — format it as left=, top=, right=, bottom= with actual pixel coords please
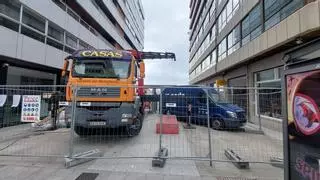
left=255, top=67, right=283, bottom=119
left=190, top=0, right=304, bottom=80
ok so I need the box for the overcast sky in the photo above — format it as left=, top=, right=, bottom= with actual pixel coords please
left=141, top=0, right=189, bottom=85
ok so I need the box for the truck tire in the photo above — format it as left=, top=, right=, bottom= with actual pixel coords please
left=126, top=113, right=143, bottom=137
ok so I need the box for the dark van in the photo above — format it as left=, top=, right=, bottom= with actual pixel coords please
left=162, top=86, right=247, bottom=129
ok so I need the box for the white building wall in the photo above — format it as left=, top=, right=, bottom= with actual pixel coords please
left=0, top=0, right=127, bottom=70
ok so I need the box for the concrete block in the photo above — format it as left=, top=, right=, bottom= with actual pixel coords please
left=156, top=115, right=179, bottom=134
left=300, top=1, right=320, bottom=33
left=286, top=10, right=300, bottom=39
left=224, top=148, right=250, bottom=169
left=276, top=19, right=288, bottom=44
left=65, top=149, right=102, bottom=168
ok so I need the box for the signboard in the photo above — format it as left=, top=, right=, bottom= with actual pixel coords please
left=21, top=95, right=41, bottom=122
left=166, top=103, right=177, bottom=107
left=215, top=79, right=226, bottom=86
left=286, top=70, right=320, bottom=180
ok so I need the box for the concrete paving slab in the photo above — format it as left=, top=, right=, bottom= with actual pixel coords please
left=0, top=114, right=284, bottom=180
left=87, top=115, right=200, bottom=177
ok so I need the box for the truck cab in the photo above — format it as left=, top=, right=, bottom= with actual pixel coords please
left=61, top=49, right=175, bottom=136
left=162, top=86, right=247, bottom=129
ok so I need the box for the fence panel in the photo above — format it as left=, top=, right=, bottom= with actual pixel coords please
left=0, top=85, right=70, bottom=158
left=210, top=87, right=283, bottom=164
left=0, top=84, right=284, bottom=179
left=69, top=85, right=160, bottom=160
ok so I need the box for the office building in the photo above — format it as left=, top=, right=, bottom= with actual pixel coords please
left=188, top=0, right=320, bottom=130
left=0, top=0, right=145, bottom=85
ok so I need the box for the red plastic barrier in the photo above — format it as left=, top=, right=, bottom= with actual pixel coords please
left=156, top=115, right=179, bottom=134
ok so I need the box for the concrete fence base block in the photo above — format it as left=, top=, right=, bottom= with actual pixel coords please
left=64, top=149, right=102, bottom=168
left=152, top=147, right=168, bottom=168
left=244, top=129, right=265, bottom=135
left=224, top=148, right=250, bottom=169
left=270, top=157, right=284, bottom=168
left=183, top=124, right=196, bottom=129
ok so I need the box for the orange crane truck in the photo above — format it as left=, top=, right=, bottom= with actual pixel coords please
left=60, top=49, right=175, bottom=136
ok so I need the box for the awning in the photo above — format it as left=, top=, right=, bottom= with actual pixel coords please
left=0, top=95, right=7, bottom=107
left=11, top=95, right=21, bottom=108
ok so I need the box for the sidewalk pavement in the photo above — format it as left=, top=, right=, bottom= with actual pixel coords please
left=245, top=122, right=283, bottom=142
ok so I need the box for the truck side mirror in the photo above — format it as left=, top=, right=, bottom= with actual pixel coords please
left=139, top=62, right=145, bottom=78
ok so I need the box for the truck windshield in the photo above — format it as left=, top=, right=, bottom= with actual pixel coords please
left=72, top=59, right=131, bottom=79
left=208, top=90, right=227, bottom=103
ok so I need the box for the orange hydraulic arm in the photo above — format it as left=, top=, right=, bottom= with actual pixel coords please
left=128, top=50, right=176, bottom=95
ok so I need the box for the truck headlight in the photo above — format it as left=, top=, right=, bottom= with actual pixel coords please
left=226, top=111, right=237, bottom=118
left=122, top=114, right=132, bottom=118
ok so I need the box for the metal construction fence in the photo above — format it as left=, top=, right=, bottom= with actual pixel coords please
left=0, top=85, right=283, bottom=170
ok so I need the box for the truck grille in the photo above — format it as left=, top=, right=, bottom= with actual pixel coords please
left=77, top=87, right=120, bottom=98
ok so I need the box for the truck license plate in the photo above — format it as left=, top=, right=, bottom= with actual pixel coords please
left=89, top=122, right=106, bottom=126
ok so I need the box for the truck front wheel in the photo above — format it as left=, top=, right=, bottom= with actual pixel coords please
left=126, top=113, right=143, bottom=137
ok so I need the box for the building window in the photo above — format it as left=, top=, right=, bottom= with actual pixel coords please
left=48, top=21, right=64, bottom=42
left=52, top=0, right=66, bottom=11
left=210, top=0, right=216, bottom=19
left=218, top=37, right=227, bottom=61
left=202, top=55, right=211, bottom=71
left=64, top=46, right=75, bottom=54
left=67, top=8, right=79, bottom=22
left=226, top=0, right=241, bottom=24
left=255, top=67, right=283, bottom=120
left=22, top=7, right=46, bottom=33
left=227, top=24, right=240, bottom=55
left=211, top=49, right=217, bottom=65
left=47, top=38, right=63, bottom=50
left=0, top=0, right=20, bottom=21
left=79, top=40, right=90, bottom=49
left=65, top=32, right=77, bottom=49
left=218, top=8, right=227, bottom=33
left=211, top=24, right=216, bottom=42
left=280, top=0, right=303, bottom=19
left=241, top=1, right=262, bottom=45
left=203, top=34, right=210, bottom=51
left=204, top=13, right=209, bottom=28
left=264, top=0, right=303, bottom=30
left=0, top=16, right=19, bottom=32
left=226, top=0, right=233, bottom=22
left=196, top=64, right=202, bottom=76
left=21, top=26, right=45, bottom=42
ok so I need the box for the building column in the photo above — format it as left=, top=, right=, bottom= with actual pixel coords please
left=0, top=63, right=8, bottom=85
left=0, top=63, right=8, bottom=128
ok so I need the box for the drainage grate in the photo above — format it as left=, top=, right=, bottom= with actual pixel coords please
left=75, top=172, right=99, bottom=180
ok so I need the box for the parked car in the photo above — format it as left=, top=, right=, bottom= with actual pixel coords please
left=161, top=86, right=247, bottom=129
